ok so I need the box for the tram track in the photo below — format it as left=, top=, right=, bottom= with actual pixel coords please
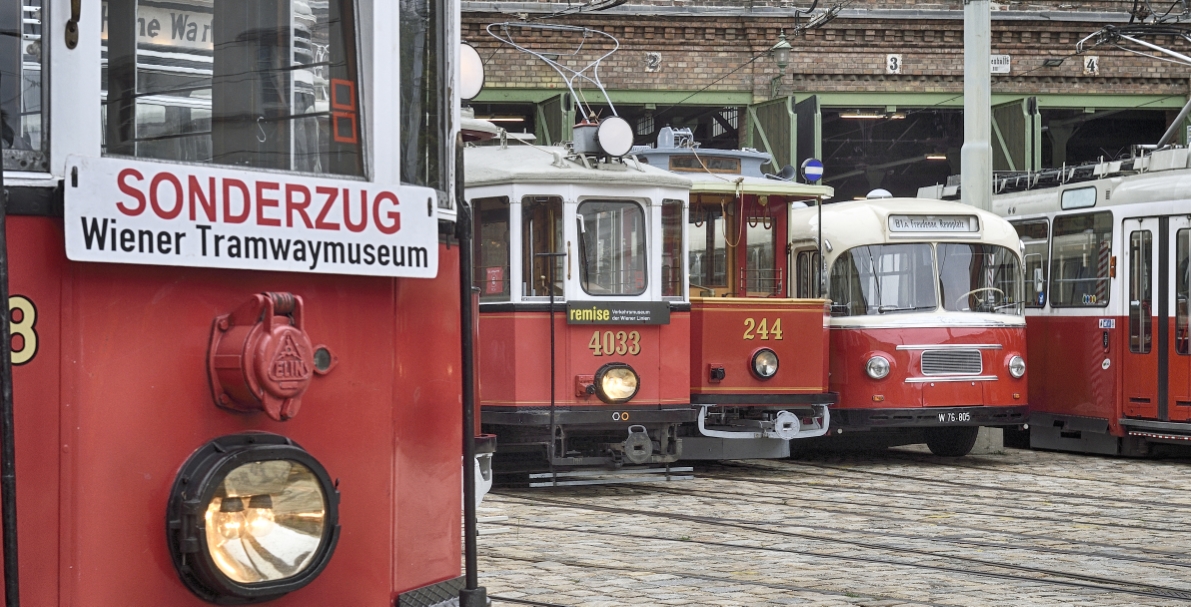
left=687, top=470, right=1191, bottom=538
left=631, top=483, right=1191, bottom=568
left=487, top=492, right=1191, bottom=602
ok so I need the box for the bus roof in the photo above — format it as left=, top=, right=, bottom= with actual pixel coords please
left=790, top=198, right=1022, bottom=256
left=465, top=145, right=693, bottom=190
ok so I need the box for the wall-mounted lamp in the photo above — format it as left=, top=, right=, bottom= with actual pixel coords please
left=771, top=31, right=792, bottom=71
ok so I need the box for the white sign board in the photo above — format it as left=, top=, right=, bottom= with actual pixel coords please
left=886, top=54, right=902, bottom=74
left=991, top=55, right=1011, bottom=74
left=64, top=156, right=439, bottom=278
left=888, top=215, right=980, bottom=233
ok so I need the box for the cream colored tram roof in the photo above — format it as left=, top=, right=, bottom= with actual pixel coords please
left=790, top=198, right=1022, bottom=256
left=684, top=173, right=833, bottom=199
left=465, top=145, right=692, bottom=190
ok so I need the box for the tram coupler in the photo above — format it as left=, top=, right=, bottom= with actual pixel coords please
left=696, top=405, right=830, bottom=440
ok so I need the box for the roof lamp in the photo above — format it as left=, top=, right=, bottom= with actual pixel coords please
left=771, top=30, right=792, bottom=71
left=839, top=110, right=886, bottom=120
left=460, top=43, right=485, bottom=101
left=168, top=433, right=340, bottom=604
left=597, top=116, right=635, bottom=157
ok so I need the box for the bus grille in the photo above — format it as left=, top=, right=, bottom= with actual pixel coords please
left=921, top=349, right=982, bottom=376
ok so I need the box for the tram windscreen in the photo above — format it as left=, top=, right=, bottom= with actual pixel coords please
left=577, top=201, right=647, bottom=296
left=829, top=244, right=935, bottom=316
left=1, top=0, right=45, bottom=171
left=101, top=0, right=365, bottom=176
left=688, top=204, right=728, bottom=293
left=938, top=244, right=1023, bottom=314
left=1050, top=212, right=1113, bottom=307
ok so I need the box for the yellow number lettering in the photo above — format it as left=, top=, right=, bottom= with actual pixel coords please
left=743, top=318, right=755, bottom=340
left=588, top=330, right=603, bottom=356
left=9, top=296, right=37, bottom=366
left=603, top=331, right=615, bottom=356
left=615, top=331, right=628, bottom=355
left=628, top=331, right=641, bottom=355
left=757, top=318, right=769, bottom=340
left=771, top=318, right=783, bottom=340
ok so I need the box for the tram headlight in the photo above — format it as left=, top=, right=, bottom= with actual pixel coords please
left=865, top=355, right=891, bottom=380
left=594, top=363, right=640, bottom=404
left=168, top=433, right=340, bottom=604
left=1008, top=355, right=1026, bottom=378
left=751, top=349, right=779, bottom=380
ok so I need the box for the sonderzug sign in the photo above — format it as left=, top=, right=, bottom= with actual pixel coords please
left=888, top=214, right=980, bottom=233
left=64, top=156, right=439, bottom=278
left=566, top=301, right=671, bottom=325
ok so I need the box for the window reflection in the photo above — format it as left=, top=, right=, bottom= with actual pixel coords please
left=577, top=201, right=646, bottom=296
left=1, top=0, right=46, bottom=171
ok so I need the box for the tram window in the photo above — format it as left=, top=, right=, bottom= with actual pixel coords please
left=1050, top=212, right=1112, bottom=307
left=744, top=214, right=778, bottom=295
left=938, top=244, right=1023, bottom=314
left=1178, top=229, right=1190, bottom=355
left=577, top=201, right=647, bottom=296
left=829, top=244, right=936, bottom=316
left=1, top=0, right=46, bottom=171
left=1012, top=220, right=1049, bottom=308
left=1128, top=230, right=1153, bottom=354
left=473, top=197, right=510, bottom=302
left=661, top=199, right=684, bottom=298
left=522, top=197, right=563, bottom=298
left=1061, top=186, right=1097, bottom=210
left=102, top=0, right=365, bottom=176
left=688, top=203, right=727, bottom=293
left=796, top=250, right=821, bottom=298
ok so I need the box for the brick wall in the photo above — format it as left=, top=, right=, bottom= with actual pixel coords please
left=465, top=13, right=1191, bottom=98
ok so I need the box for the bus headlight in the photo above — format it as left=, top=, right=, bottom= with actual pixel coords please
left=751, top=349, right=779, bottom=379
left=168, top=433, right=340, bottom=604
left=865, top=355, right=891, bottom=380
left=595, top=363, right=640, bottom=404
left=1008, top=355, right=1026, bottom=378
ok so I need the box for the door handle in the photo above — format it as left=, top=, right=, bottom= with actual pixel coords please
left=65, top=0, right=81, bottom=49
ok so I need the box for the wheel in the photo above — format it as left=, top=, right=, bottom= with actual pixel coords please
left=925, top=426, right=980, bottom=456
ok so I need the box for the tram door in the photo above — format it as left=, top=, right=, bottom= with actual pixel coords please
left=1122, top=216, right=1191, bottom=421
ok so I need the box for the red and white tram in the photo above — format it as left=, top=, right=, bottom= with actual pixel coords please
left=992, top=147, right=1191, bottom=455
left=790, top=199, right=1029, bottom=456
left=633, top=128, right=834, bottom=460
left=1, top=0, right=485, bottom=604
left=466, top=125, right=698, bottom=483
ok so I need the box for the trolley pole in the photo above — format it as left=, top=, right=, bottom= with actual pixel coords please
left=0, top=69, right=20, bottom=607
left=961, top=0, right=993, bottom=211
left=456, top=145, right=487, bottom=607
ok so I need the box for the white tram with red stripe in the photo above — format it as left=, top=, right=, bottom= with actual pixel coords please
left=790, top=199, right=1029, bottom=456
left=992, top=147, right=1191, bottom=455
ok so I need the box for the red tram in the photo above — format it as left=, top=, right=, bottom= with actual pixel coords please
left=1, top=0, right=483, bottom=604
left=467, top=125, right=697, bottom=483
left=992, top=147, right=1191, bottom=455
left=790, top=199, right=1029, bottom=456
left=632, top=128, right=834, bottom=460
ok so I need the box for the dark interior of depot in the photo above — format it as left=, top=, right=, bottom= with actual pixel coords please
left=468, top=102, right=1171, bottom=202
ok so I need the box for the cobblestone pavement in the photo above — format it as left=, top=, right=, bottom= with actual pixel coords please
left=476, top=445, right=1191, bottom=607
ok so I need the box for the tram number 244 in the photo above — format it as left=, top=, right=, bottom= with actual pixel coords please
left=743, top=318, right=783, bottom=340
left=588, top=330, right=641, bottom=356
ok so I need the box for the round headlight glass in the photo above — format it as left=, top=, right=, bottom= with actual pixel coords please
left=595, top=363, right=640, bottom=403
left=169, top=433, right=339, bottom=603
left=752, top=349, right=779, bottom=379
left=865, top=355, right=891, bottom=380
left=1008, top=355, right=1026, bottom=378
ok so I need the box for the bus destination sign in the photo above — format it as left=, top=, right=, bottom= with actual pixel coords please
left=888, top=215, right=979, bottom=233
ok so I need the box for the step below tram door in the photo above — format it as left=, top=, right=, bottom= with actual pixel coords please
left=1121, top=215, right=1191, bottom=422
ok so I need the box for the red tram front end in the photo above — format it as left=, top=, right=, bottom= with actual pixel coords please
left=1, top=0, right=479, bottom=604
left=467, top=140, right=696, bottom=483
left=633, top=128, right=833, bottom=460
left=791, top=199, right=1029, bottom=456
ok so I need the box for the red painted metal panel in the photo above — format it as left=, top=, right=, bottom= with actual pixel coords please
left=1, top=215, right=461, bottom=605
left=1170, top=317, right=1191, bottom=420
left=689, top=299, right=828, bottom=399
left=1024, top=316, right=1121, bottom=429
left=479, top=312, right=690, bottom=409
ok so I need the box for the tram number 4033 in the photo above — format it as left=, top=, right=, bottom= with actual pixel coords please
left=588, top=330, right=641, bottom=356
left=7, top=296, right=37, bottom=366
